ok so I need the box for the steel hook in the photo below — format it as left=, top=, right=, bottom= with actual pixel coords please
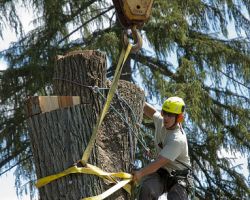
left=123, top=26, right=142, bottom=53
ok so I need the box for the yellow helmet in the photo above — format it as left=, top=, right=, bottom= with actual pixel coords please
left=162, top=97, right=185, bottom=114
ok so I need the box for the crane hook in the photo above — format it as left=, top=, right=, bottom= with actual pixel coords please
left=123, top=26, right=142, bottom=53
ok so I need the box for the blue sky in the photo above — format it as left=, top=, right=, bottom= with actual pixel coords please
left=0, top=4, right=35, bottom=200
left=0, top=168, right=31, bottom=200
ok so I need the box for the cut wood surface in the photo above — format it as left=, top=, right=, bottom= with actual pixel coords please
left=25, top=96, right=80, bottom=117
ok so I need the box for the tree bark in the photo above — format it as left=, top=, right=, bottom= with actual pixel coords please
left=120, top=56, right=132, bottom=82
left=26, top=50, right=145, bottom=200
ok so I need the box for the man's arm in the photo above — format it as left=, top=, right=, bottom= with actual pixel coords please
left=144, top=102, right=157, bottom=119
left=132, top=155, right=170, bottom=183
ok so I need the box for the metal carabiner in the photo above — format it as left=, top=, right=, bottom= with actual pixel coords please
left=123, top=26, right=142, bottom=53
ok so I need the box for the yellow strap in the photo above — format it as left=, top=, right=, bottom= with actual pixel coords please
left=81, top=44, right=132, bottom=162
left=36, top=163, right=132, bottom=199
left=36, top=163, right=132, bottom=188
left=82, top=179, right=131, bottom=200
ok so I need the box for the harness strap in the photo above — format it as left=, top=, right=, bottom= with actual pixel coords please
left=175, top=159, right=192, bottom=171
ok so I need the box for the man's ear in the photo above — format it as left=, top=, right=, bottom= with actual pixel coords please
left=177, top=113, right=184, bottom=123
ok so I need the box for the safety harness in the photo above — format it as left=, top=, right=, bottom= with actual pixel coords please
left=157, top=126, right=195, bottom=195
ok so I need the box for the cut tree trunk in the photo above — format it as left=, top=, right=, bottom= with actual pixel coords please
left=26, top=50, right=145, bottom=200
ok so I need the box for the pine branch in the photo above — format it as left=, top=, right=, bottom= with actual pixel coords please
left=0, top=141, right=30, bottom=170
left=130, top=53, right=176, bottom=78
left=57, top=5, right=114, bottom=45
left=204, top=86, right=250, bottom=102
left=0, top=154, right=32, bottom=176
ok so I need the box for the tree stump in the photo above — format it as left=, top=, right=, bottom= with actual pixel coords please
left=26, top=50, right=145, bottom=200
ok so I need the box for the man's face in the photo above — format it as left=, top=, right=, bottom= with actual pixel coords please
left=161, top=110, right=177, bottom=129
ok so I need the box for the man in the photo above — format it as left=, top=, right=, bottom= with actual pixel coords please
left=132, top=96, right=192, bottom=200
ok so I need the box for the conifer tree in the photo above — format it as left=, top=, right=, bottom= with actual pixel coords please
left=0, top=0, right=249, bottom=199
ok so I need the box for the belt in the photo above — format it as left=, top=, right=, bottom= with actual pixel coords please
left=171, top=169, right=190, bottom=177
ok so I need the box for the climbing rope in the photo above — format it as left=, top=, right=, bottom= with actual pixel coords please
left=95, top=89, right=149, bottom=152
left=81, top=44, right=132, bottom=163
left=53, top=76, right=150, bottom=154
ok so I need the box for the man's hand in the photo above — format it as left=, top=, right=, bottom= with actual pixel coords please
left=131, top=156, right=170, bottom=184
left=132, top=170, right=143, bottom=184
left=144, top=102, right=157, bottom=119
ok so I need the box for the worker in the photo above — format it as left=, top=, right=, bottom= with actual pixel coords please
left=132, top=96, right=192, bottom=200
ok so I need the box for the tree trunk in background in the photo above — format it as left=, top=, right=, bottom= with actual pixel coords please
left=26, top=50, right=145, bottom=200
left=120, top=56, right=132, bottom=82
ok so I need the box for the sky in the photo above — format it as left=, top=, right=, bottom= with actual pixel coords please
left=0, top=25, right=16, bottom=70
left=0, top=169, right=31, bottom=200
left=0, top=4, right=35, bottom=200
left=0, top=3, right=249, bottom=200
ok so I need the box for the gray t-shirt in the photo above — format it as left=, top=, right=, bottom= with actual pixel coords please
left=153, top=112, right=191, bottom=173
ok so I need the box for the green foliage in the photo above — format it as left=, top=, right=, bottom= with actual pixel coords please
left=0, top=0, right=250, bottom=199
